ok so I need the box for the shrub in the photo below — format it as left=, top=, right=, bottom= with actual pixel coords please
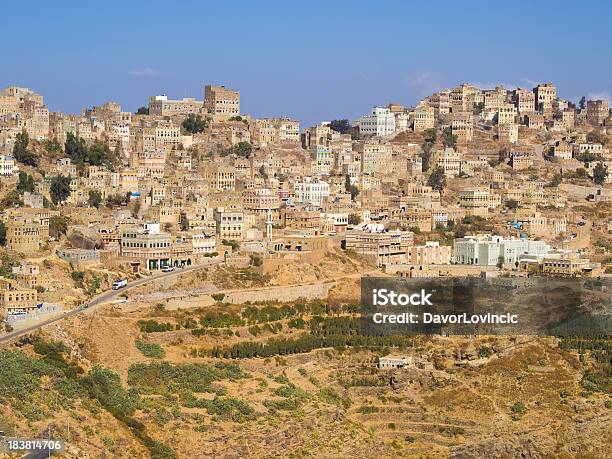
left=135, top=340, right=165, bottom=359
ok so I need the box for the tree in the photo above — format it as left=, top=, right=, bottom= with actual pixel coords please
left=12, top=130, right=38, bottom=166
left=421, top=141, right=434, bottom=172
left=579, top=96, right=586, bottom=110
left=49, top=215, right=68, bottom=239
left=50, top=174, right=71, bottom=204
left=233, top=141, right=252, bottom=158
left=65, top=132, right=88, bottom=165
left=593, top=162, right=608, bottom=185
left=348, top=213, right=361, bottom=225
left=424, top=128, right=437, bottom=144
left=182, top=114, right=207, bottom=134
left=575, top=168, right=588, bottom=178
left=329, top=119, right=352, bottom=134
left=442, top=128, right=457, bottom=149
left=0, top=221, right=6, bottom=245
left=328, top=119, right=359, bottom=139
left=135, top=106, right=149, bottom=115
left=473, top=101, right=485, bottom=114
left=88, top=189, right=102, bottom=208
left=43, top=137, right=63, bottom=156
left=586, top=130, right=605, bottom=144
left=427, top=166, right=446, bottom=191
left=17, top=172, right=35, bottom=194
left=0, top=189, right=22, bottom=209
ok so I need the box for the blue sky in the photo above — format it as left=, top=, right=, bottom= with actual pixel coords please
left=2, top=1, right=611, bottom=126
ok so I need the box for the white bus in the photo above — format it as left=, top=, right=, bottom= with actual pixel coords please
left=112, top=279, right=128, bottom=290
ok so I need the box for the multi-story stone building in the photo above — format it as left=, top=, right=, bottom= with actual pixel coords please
left=148, top=95, right=203, bottom=116
left=497, top=104, right=517, bottom=125
left=534, top=83, right=557, bottom=115
left=301, top=123, right=332, bottom=148
left=119, top=222, right=174, bottom=271
left=0, top=277, right=38, bottom=317
left=413, top=106, right=435, bottom=132
left=204, top=164, right=236, bottom=191
left=458, top=189, right=501, bottom=216
left=407, top=241, right=451, bottom=265
left=512, top=87, right=536, bottom=113
left=3, top=208, right=55, bottom=254
left=213, top=208, right=244, bottom=241
left=587, top=99, right=609, bottom=127
left=497, top=123, right=518, bottom=143
left=204, top=85, right=240, bottom=119
left=451, top=112, right=473, bottom=142
left=345, top=228, right=413, bottom=267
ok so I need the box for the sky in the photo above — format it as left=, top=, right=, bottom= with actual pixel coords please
left=1, top=1, right=611, bottom=127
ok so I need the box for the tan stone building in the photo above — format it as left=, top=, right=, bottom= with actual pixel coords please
left=0, top=277, right=38, bottom=316
left=534, top=83, right=557, bottom=115
left=204, top=85, right=240, bottom=119
left=497, top=104, right=517, bottom=125
left=497, top=123, right=518, bottom=143
left=413, top=106, right=435, bottom=132
left=587, top=99, right=609, bottom=127
left=512, top=87, right=536, bottom=113
left=451, top=112, right=473, bottom=142
left=148, top=95, right=203, bottom=116
left=204, top=164, right=236, bottom=191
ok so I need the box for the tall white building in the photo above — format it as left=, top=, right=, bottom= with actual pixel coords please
left=454, top=235, right=550, bottom=266
left=294, top=178, right=330, bottom=206
left=358, top=107, right=396, bottom=137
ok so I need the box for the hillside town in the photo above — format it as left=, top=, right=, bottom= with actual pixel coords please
left=0, top=81, right=611, bottom=324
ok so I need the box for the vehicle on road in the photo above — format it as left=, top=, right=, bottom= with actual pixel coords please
left=112, top=279, right=128, bottom=290
left=161, top=266, right=175, bottom=272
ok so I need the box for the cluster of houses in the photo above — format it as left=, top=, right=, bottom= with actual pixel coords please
left=0, top=80, right=609, bottom=322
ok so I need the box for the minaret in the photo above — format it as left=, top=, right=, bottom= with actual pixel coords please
left=266, top=209, right=273, bottom=241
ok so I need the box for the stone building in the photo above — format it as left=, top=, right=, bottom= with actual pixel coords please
left=119, top=222, right=176, bottom=271
left=148, top=95, right=203, bottom=116
left=497, top=123, right=518, bottom=143
left=512, top=87, right=535, bottom=113
left=204, top=85, right=240, bottom=119
left=3, top=208, right=55, bottom=254
left=0, top=277, right=38, bottom=317
left=413, top=106, right=435, bottom=132
left=497, top=104, right=517, bottom=125
left=451, top=112, right=473, bottom=142
left=587, top=100, right=609, bottom=127
left=407, top=241, right=451, bottom=265
left=534, top=83, right=557, bottom=115
left=213, top=208, right=244, bottom=241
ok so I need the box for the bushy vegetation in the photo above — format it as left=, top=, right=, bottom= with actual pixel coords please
left=138, top=319, right=175, bottom=333
left=135, top=340, right=166, bottom=359
left=1, top=339, right=176, bottom=458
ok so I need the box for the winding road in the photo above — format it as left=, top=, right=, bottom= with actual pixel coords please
left=0, top=259, right=222, bottom=345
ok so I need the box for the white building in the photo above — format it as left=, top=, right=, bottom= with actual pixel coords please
left=0, top=155, right=19, bottom=176
left=294, top=178, right=330, bottom=206
left=191, top=233, right=217, bottom=255
left=358, top=107, right=396, bottom=137
left=454, top=235, right=550, bottom=266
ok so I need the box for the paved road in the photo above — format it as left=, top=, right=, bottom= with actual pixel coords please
left=0, top=260, right=221, bottom=345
